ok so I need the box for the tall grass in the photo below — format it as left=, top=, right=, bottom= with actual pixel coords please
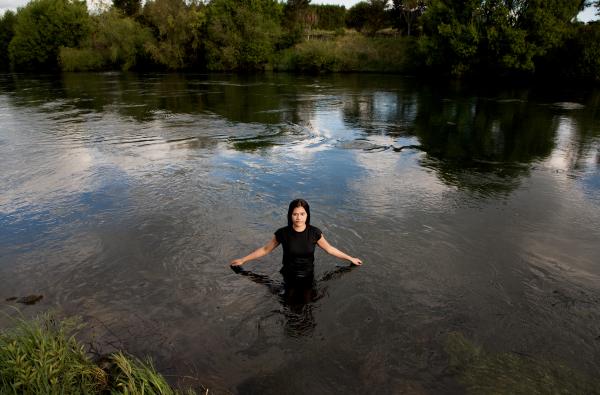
left=276, top=32, right=415, bottom=73
left=0, top=313, right=201, bottom=395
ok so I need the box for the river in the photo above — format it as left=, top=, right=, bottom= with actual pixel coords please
left=1, top=72, right=599, bottom=394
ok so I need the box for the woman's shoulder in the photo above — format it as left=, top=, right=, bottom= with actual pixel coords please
left=274, top=226, right=289, bottom=238
left=309, top=225, right=322, bottom=235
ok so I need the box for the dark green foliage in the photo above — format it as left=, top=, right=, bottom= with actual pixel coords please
left=346, top=0, right=390, bottom=34
left=113, top=0, right=141, bottom=17
left=284, top=0, right=311, bottom=27
left=516, top=0, right=584, bottom=56
left=416, top=0, right=587, bottom=77
left=142, top=0, right=206, bottom=69
left=310, top=4, right=346, bottom=30
left=282, top=0, right=313, bottom=47
left=205, top=0, right=282, bottom=70
left=60, top=10, right=154, bottom=71
left=346, top=2, right=371, bottom=31
left=539, top=22, right=600, bottom=82
left=0, top=0, right=597, bottom=80
left=8, top=0, right=90, bottom=71
left=391, top=0, right=426, bottom=36
left=418, top=0, right=481, bottom=75
left=0, top=11, right=16, bottom=69
left=446, top=332, right=600, bottom=395
left=575, top=23, right=600, bottom=81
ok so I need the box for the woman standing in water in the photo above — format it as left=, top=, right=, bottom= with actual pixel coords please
left=230, top=199, right=362, bottom=279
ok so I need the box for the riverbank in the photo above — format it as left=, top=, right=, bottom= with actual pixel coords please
left=275, top=32, right=413, bottom=73
left=0, top=313, right=204, bottom=394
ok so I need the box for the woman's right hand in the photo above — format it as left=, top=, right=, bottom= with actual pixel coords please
left=230, top=259, right=245, bottom=266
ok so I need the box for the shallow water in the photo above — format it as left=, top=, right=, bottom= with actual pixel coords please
left=1, top=72, right=600, bottom=394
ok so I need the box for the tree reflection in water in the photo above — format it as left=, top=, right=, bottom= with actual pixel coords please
left=231, top=265, right=355, bottom=337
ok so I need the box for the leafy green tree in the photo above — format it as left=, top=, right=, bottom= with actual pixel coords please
left=346, top=0, right=389, bottom=34
left=418, top=0, right=481, bottom=75
left=417, top=0, right=586, bottom=76
left=346, top=2, right=370, bottom=31
left=516, top=0, right=584, bottom=56
left=0, top=11, right=16, bottom=69
left=282, top=0, right=311, bottom=46
left=311, top=4, right=346, bottom=30
left=284, top=0, right=311, bottom=26
left=205, top=0, right=282, bottom=70
left=113, top=0, right=141, bottom=16
left=391, top=0, right=426, bottom=35
left=9, top=0, right=90, bottom=70
left=60, top=9, right=154, bottom=71
left=142, top=0, right=206, bottom=69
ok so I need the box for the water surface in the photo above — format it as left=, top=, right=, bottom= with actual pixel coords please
left=1, top=73, right=599, bottom=394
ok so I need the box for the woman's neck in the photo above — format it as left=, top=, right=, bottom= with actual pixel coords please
left=293, top=224, right=307, bottom=232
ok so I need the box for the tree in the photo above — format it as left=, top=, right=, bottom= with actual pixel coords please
left=311, top=4, right=346, bottom=30
left=282, top=0, right=311, bottom=45
left=418, top=0, right=481, bottom=75
left=391, top=0, right=426, bottom=35
left=416, top=0, right=587, bottom=76
left=205, top=0, right=283, bottom=70
left=347, top=0, right=389, bottom=34
left=0, top=11, right=16, bottom=69
left=142, top=0, right=206, bottom=69
left=365, top=0, right=390, bottom=34
left=9, top=0, right=90, bottom=70
left=346, top=2, right=371, bottom=32
left=113, top=0, right=141, bottom=16
left=60, top=9, right=154, bottom=71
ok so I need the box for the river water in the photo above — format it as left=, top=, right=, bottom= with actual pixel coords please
left=1, top=73, right=599, bottom=394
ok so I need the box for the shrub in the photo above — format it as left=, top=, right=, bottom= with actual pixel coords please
left=59, top=10, right=154, bottom=71
left=8, top=0, right=90, bottom=70
left=59, top=47, right=106, bottom=71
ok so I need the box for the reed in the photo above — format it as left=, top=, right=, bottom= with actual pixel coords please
left=0, top=313, right=201, bottom=395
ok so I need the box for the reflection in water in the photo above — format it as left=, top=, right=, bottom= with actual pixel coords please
left=1, top=72, right=600, bottom=394
left=231, top=265, right=354, bottom=337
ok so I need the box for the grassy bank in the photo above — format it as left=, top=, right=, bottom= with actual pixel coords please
left=276, top=32, right=414, bottom=73
left=0, top=313, right=202, bottom=394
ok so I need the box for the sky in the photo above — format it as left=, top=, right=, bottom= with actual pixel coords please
left=1, top=0, right=598, bottom=22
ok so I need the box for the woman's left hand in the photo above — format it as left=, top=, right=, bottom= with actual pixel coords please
left=350, top=257, right=363, bottom=266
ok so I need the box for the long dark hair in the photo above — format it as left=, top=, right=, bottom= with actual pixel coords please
left=287, top=199, right=311, bottom=227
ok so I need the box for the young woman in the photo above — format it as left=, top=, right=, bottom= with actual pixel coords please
left=230, top=199, right=362, bottom=279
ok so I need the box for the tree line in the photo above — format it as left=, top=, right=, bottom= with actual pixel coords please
left=0, top=0, right=599, bottom=81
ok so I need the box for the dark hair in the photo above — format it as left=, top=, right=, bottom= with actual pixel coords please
left=287, top=199, right=310, bottom=227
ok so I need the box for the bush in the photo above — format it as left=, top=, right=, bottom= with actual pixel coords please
left=8, top=0, right=90, bottom=71
left=205, top=0, right=283, bottom=70
left=276, top=33, right=410, bottom=73
left=0, top=11, right=16, bottom=69
left=59, top=47, right=106, bottom=71
left=142, top=0, right=206, bottom=70
left=59, top=10, right=154, bottom=71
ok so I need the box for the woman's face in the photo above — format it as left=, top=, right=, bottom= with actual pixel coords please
left=291, top=207, right=307, bottom=227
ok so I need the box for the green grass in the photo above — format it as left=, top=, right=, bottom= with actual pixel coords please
left=276, top=32, right=415, bottom=73
left=0, top=313, right=201, bottom=395
left=445, top=332, right=600, bottom=395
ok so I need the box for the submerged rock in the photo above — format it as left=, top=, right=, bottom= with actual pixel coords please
left=17, top=295, right=43, bottom=305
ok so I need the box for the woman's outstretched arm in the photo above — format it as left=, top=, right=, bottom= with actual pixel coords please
left=230, top=236, right=279, bottom=266
left=317, top=236, right=363, bottom=266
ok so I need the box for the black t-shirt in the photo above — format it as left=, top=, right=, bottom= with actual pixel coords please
left=274, top=225, right=322, bottom=278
